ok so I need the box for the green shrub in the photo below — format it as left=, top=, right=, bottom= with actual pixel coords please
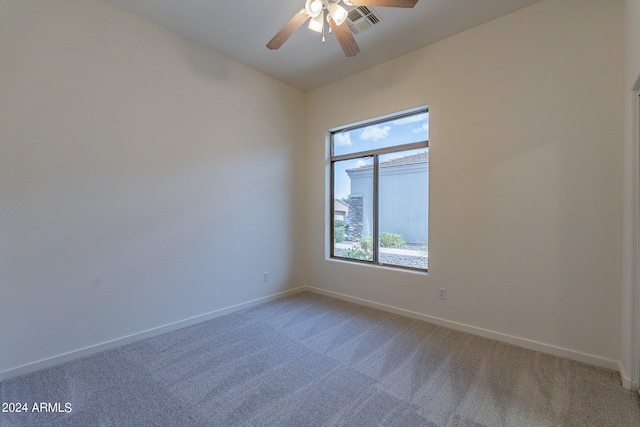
left=344, top=244, right=373, bottom=261
left=340, top=233, right=405, bottom=261
left=360, top=236, right=373, bottom=251
left=380, top=232, right=406, bottom=248
left=334, top=220, right=346, bottom=243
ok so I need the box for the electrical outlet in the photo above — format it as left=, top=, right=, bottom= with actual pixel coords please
left=263, top=272, right=269, bottom=282
left=438, top=288, right=446, bottom=300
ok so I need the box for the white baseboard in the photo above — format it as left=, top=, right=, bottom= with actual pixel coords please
left=619, top=362, right=639, bottom=391
left=0, top=287, right=306, bottom=382
left=2, top=285, right=628, bottom=390
left=307, top=287, right=622, bottom=375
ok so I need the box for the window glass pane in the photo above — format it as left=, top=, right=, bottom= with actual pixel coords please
left=332, top=112, right=428, bottom=157
left=330, top=107, right=428, bottom=272
left=377, top=148, right=429, bottom=269
left=333, top=157, right=374, bottom=262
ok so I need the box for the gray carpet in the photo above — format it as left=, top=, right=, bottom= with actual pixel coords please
left=1, top=291, right=639, bottom=426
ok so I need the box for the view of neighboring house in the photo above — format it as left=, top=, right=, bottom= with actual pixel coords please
left=345, top=151, right=428, bottom=244
left=333, top=199, right=349, bottom=222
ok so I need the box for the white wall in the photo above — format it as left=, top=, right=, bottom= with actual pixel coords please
left=621, top=0, right=640, bottom=389
left=305, top=0, right=624, bottom=369
left=0, top=0, right=306, bottom=378
left=1, top=0, right=630, bottom=384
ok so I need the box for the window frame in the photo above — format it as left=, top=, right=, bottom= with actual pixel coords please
left=329, top=107, right=429, bottom=272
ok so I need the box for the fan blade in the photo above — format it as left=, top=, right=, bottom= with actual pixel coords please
left=348, top=0, right=418, bottom=7
left=329, top=19, right=360, bottom=57
left=266, top=11, right=309, bottom=50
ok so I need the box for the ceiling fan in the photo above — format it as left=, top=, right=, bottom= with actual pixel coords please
left=267, top=0, right=418, bottom=57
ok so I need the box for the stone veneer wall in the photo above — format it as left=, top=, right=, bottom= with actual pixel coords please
left=346, top=195, right=363, bottom=241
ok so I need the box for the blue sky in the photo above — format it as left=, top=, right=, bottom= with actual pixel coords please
left=332, top=112, right=429, bottom=200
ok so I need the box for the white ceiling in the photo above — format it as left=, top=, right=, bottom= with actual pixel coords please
left=104, top=0, right=542, bottom=92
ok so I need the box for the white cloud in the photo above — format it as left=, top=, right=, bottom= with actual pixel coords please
left=334, top=132, right=352, bottom=146
left=413, top=122, right=429, bottom=134
left=360, top=125, right=391, bottom=141
left=354, top=159, right=367, bottom=168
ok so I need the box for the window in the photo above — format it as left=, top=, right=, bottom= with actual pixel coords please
left=330, top=107, right=429, bottom=271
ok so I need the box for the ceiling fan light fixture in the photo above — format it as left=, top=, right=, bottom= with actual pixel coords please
left=328, top=2, right=348, bottom=26
left=304, top=0, right=324, bottom=18
left=308, top=12, right=324, bottom=33
left=268, top=0, right=418, bottom=56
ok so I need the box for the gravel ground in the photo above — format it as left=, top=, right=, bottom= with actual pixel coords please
left=334, top=245, right=428, bottom=270
left=378, top=253, right=428, bottom=270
